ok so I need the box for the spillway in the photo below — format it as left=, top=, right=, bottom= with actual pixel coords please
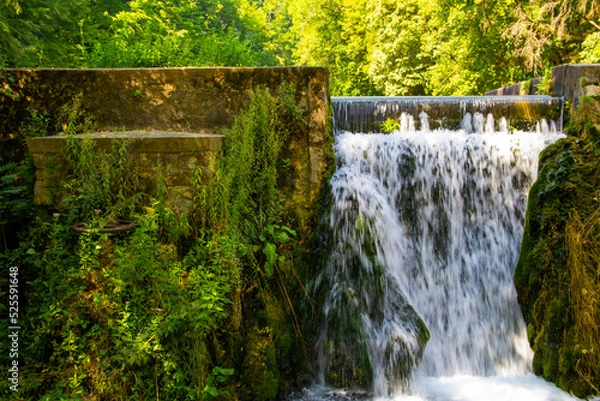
left=295, top=96, right=581, bottom=401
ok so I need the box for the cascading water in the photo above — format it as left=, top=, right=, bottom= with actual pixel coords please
left=296, top=97, right=582, bottom=401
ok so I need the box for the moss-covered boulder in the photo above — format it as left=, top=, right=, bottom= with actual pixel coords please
left=515, top=96, right=600, bottom=398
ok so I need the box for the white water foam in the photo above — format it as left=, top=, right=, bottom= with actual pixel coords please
left=392, top=374, right=582, bottom=401
left=291, top=375, right=584, bottom=401
left=304, top=114, right=578, bottom=400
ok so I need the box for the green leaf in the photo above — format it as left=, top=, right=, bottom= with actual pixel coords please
left=275, top=231, right=290, bottom=243
left=263, top=243, right=277, bottom=266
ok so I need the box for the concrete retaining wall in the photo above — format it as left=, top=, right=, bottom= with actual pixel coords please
left=27, top=131, right=224, bottom=212
left=485, top=78, right=542, bottom=96
left=551, top=64, right=600, bottom=106
left=1, top=67, right=333, bottom=231
left=1, top=67, right=329, bottom=134
left=486, top=64, right=600, bottom=109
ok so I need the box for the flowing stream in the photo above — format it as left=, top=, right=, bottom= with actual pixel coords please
left=296, top=101, right=583, bottom=400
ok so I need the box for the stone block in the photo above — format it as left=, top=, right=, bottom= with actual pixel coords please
left=486, top=82, right=526, bottom=96
left=26, top=131, right=225, bottom=212
left=485, top=78, right=542, bottom=96
left=551, top=65, right=568, bottom=97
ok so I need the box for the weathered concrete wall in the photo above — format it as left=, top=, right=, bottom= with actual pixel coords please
left=1, top=67, right=332, bottom=231
left=27, top=131, right=224, bottom=212
left=550, top=64, right=600, bottom=107
left=1, top=67, right=328, bottom=134
left=486, top=64, right=600, bottom=108
left=485, top=77, right=542, bottom=96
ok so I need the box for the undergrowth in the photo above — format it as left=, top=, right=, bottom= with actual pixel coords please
left=195, top=85, right=308, bottom=400
left=0, top=110, right=48, bottom=255
left=0, top=85, right=310, bottom=400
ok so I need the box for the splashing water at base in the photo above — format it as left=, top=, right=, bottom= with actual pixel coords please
left=290, top=375, right=582, bottom=401
left=302, top=114, right=581, bottom=400
left=403, top=374, right=583, bottom=401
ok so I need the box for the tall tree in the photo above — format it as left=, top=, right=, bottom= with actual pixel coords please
left=422, top=0, right=527, bottom=94
left=506, top=0, right=600, bottom=73
left=367, top=0, right=434, bottom=95
left=0, top=0, right=89, bottom=67
left=287, top=0, right=379, bottom=96
left=287, top=0, right=529, bottom=96
left=83, top=0, right=277, bottom=67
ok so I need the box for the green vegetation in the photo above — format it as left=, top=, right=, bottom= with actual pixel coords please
left=0, top=0, right=276, bottom=68
left=0, top=109, right=46, bottom=252
left=380, top=118, right=401, bottom=134
left=0, top=87, right=310, bottom=400
left=515, top=95, right=600, bottom=397
left=2, top=0, right=600, bottom=95
left=3, top=0, right=600, bottom=397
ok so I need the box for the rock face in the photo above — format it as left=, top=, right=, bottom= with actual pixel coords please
left=485, top=65, right=600, bottom=397
left=1, top=67, right=333, bottom=233
left=515, top=97, right=600, bottom=398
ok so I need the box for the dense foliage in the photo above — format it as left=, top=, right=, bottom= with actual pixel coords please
left=515, top=96, right=600, bottom=398
left=0, top=87, right=309, bottom=400
left=2, top=0, right=600, bottom=95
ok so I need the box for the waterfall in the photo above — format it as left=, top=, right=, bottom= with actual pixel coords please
left=300, top=102, right=580, bottom=400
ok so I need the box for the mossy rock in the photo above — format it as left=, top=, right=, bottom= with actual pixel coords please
left=516, top=98, right=600, bottom=398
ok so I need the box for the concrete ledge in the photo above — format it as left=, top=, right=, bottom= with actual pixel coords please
left=27, top=130, right=225, bottom=153
left=333, top=95, right=563, bottom=132
left=27, top=130, right=226, bottom=209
